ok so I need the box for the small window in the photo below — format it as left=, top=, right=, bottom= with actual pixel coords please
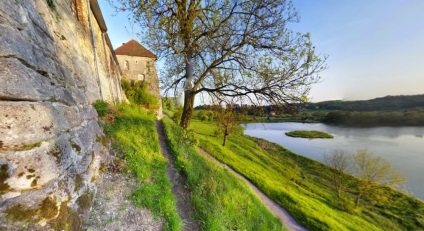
left=137, top=74, right=145, bottom=81
left=125, top=60, right=130, bottom=70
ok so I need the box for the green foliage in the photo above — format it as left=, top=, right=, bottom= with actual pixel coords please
left=322, top=110, right=424, bottom=126
left=207, top=111, right=215, bottom=121
left=191, top=120, right=424, bottom=231
left=323, top=150, right=352, bottom=200
left=0, top=164, right=10, bottom=194
left=352, top=150, right=405, bottom=207
left=162, top=118, right=284, bottom=230
left=47, top=0, right=55, bottom=10
left=162, top=97, right=177, bottom=111
left=102, top=104, right=181, bottom=230
left=200, top=115, right=208, bottom=121
left=195, top=110, right=214, bottom=121
left=93, top=100, right=109, bottom=117
left=285, top=130, right=334, bottom=139
left=115, top=0, right=325, bottom=129
left=181, top=129, right=199, bottom=147
left=307, top=94, right=424, bottom=112
left=215, top=107, right=244, bottom=146
left=301, top=94, right=424, bottom=127
left=121, top=79, right=159, bottom=109
left=171, top=107, right=183, bottom=124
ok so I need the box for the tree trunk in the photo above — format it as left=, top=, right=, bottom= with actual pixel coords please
left=223, top=130, right=228, bottom=146
left=355, top=192, right=362, bottom=207
left=180, top=90, right=195, bottom=129
left=180, top=50, right=194, bottom=129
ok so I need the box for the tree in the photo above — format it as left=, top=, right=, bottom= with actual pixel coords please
left=324, top=150, right=352, bottom=199
left=162, top=97, right=176, bottom=111
left=112, top=0, right=326, bottom=129
left=215, top=105, right=243, bottom=146
left=352, top=150, right=404, bottom=207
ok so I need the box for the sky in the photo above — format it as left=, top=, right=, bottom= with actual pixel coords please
left=99, top=0, right=424, bottom=102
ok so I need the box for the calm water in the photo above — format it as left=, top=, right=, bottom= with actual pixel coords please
left=243, top=123, right=424, bottom=200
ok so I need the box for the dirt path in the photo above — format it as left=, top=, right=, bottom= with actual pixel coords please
left=197, top=148, right=308, bottom=231
left=156, top=121, right=200, bottom=231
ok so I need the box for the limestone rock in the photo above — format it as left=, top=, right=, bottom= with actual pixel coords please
left=0, top=0, right=122, bottom=228
left=0, top=102, right=55, bottom=150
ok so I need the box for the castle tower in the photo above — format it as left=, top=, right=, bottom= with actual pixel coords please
left=115, top=40, right=162, bottom=116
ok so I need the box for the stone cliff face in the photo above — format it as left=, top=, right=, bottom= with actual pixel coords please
left=0, top=0, right=122, bottom=228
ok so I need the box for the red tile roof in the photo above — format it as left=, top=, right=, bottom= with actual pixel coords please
left=115, top=40, right=157, bottom=59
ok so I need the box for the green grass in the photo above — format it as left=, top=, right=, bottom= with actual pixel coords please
left=93, top=100, right=109, bottom=117
left=285, top=130, right=334, bottom=139
left=191, top=119, right=424, bottom=231
left=162, top=118, right=285, bottom=230
left=99, top=104, right=181, bottom=231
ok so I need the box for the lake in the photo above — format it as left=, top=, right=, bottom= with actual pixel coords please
left=243, top=122, right=424, bottom=201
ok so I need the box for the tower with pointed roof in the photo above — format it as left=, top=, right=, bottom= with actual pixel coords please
left=115, top=40, right=162, bottom=116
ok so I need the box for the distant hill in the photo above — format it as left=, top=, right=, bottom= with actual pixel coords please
left=306, top=94, right=424, bottom=111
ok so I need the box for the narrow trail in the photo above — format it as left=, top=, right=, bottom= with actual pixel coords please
left=197, top=148, right=308, bottom=231
left=156, top=121, right=200, bottom=231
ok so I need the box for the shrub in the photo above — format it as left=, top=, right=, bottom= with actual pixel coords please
left=93, top=100, right=109, bottom=117
left=200, top=115, right=209, bottom=121
left=207, top=111, right=215, bottom=121
left=121, top=79, right=159, bottom=109
left=171, top=107, right=183, bottom=124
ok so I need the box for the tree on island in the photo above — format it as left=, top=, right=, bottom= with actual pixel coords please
left=112, top=0, right=326, bottom=129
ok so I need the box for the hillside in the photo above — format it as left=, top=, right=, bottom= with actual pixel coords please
left=306, top=94, right=424, bottom=111
left=190, top=120, right=424, bottom=231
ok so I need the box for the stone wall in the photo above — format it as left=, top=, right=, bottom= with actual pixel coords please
left=117, top=55, right=162, bottom=117
left=0, top=0, right=121, bottom=228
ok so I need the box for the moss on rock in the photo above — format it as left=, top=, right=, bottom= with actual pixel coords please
left=0, top=164, right=11, bottom=195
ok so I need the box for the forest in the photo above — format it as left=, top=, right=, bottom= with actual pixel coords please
left=192, top=94, right=424, bottom=127
left=305, top=94, right=424, bottom=111
left=307, top=94, right=424, bottom=126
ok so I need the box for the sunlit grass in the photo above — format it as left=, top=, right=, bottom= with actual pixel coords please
left=191, top=119, right=424, bottom=231
left=162, top=118, right=285, bottom=230
left=100, top=104, right=181, bottom=231
left=285, top=130, right=333, bottom=138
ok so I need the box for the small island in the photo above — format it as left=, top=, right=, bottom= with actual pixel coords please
left=285, top=130, right=334, bottom=139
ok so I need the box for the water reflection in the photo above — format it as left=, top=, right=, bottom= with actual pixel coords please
left=243, top=122, right=424, bottom=200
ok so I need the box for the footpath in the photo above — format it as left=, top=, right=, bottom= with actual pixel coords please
left=156, top=120, right=307, bottom=231
left=156, top=121, right=200, bottom=231
left=197, top=148, right=307, bottom=231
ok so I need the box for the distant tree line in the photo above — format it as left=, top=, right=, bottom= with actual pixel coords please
left=185, top=94, right=424, bottom=126
left=322, top=110, right=424, bottom=126
left=305, top=94, right=424, bottom=112
left=195, top=104, right=300, bottom=118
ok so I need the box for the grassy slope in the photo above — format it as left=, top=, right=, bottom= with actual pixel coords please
left=191, top=120, right=424, bottom=231
left=101, top=104, right=181, bottom=230
left=162, top=118, right=285, bottom=231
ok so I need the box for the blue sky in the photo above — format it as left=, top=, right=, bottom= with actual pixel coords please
left=99, top=1, right=424, bottom=102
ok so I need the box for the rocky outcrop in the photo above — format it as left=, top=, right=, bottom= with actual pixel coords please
left=0, top=0, right=120, bottom=229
